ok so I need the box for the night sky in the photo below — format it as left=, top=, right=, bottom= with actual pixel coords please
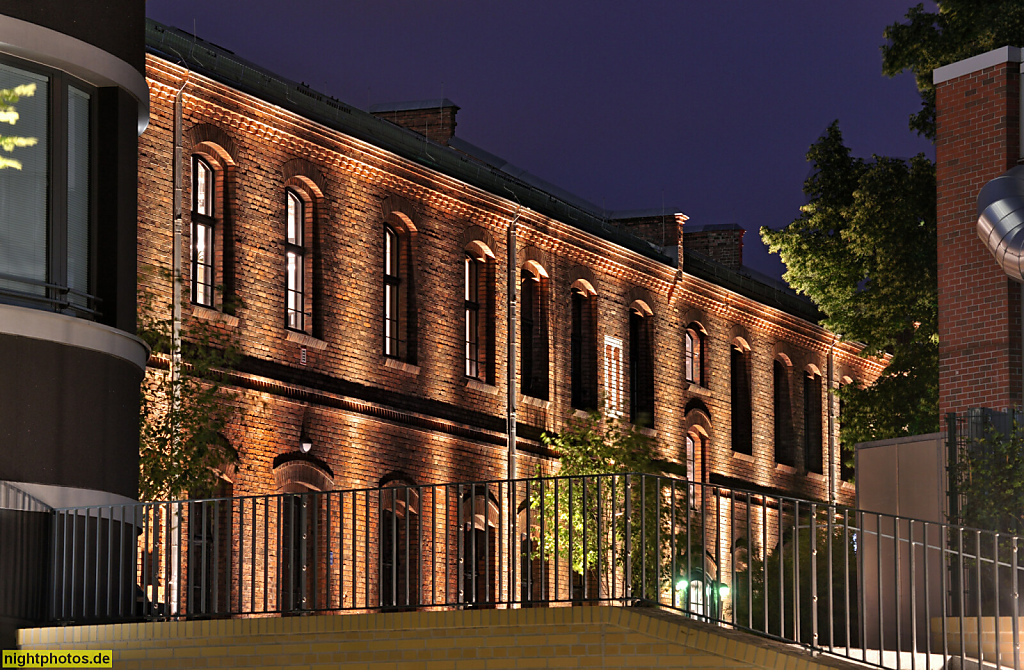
left=145, top=1, right=936, bottom=281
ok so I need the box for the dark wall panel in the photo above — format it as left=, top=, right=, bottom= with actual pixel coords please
left=0, top=335, right=141, bottom=499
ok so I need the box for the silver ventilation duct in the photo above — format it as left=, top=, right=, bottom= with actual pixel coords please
left=978, top=164, right=1024, bottom=282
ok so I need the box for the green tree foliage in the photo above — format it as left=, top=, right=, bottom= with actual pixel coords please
left=0, top=84, right=38, bottom=169
left=138, top=274, right=240, bottom=501
left=882, top=1, right=1024, bottom=139
left=761, top=123, right=938, bottom=455
left=953, top=421, right=1024, bottom=535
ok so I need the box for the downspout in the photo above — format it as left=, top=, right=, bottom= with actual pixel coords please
left=507, top=204, right=521, bottom=485
left=827, top=337, right=836, bottom=507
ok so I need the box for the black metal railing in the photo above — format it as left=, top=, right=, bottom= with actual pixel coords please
left=43, top=474, right=1024, bottom=669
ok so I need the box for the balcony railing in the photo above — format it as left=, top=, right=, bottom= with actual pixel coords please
left=41, top=474, right=1024, bottom=670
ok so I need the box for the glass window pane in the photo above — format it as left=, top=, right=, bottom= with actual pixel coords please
left=287, top=191, right=302, bottom=245
left=67, top=86, right=90, bottom=306
left=0, top=64, right=48, bottom=297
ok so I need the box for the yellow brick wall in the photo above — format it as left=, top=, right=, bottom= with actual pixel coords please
left=20, top=606, right=865, bottom=669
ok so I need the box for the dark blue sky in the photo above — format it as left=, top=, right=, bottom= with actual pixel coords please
left=146, top=1, right=936, bottom=280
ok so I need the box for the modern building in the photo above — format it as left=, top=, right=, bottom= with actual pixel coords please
left=0, top=0, right=150, bottom=645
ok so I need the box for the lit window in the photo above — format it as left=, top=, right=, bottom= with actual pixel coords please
left=0, top=61, right=96, bottom=317
left=685, top=324, right=705, bottom=386
left=285, top=189, right=304, bottom=330
left=191, top=156, right=215, bottom=306
left=604, top=335, right=623, bottom=418
left=384, top=225, right=400, bottom=356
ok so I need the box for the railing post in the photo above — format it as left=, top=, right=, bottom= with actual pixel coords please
left=811, top=502, right=818, bottom=651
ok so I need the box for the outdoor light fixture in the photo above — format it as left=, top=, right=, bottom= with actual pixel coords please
left=300, top=433, right=312, bottom=453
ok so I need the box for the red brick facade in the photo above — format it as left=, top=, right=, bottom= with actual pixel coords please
left=138, top=51, right=882, bottom=509
left=935, top=49, right=1023, bottom=417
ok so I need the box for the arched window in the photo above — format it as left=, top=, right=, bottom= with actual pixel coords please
left=570, top=281, right=598, bottom=410
left=460, top=485, right=499, bottom=607
left=629, top=303, right=654, bottom=428
left=804, top=369, right=823, bottom=474
left=384, top=224, right=401, bottom=356
left=285, top=188, right=305, bottom=331
left=192, top=156, right=216, bottom=306
left=379, top=479, right=420, bottom=609
left=773, top=358, right=796, bottom=466
left=684, top=323, right=706, bottom=387
left=730, top=341, right=752, bottom=455
left=521, top=264, right=549, bottom=400
left=464, top=243, right=496, bottom=383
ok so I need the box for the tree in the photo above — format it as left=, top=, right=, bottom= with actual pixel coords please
left=882, top=1, right=1024, bottom=139
left=761, top=122, right=938, bottom=454
left=0, top=83, right=38, bottom=169
left=138, top=273, right=240, bottom=501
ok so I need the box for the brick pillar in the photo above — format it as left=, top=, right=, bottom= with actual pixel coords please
left=935, top=47, right=1023, bottom=416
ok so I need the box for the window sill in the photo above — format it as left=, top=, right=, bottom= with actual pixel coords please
left=191, top=304, right=239, bottom=329
left=634, top=426, right=657, bottom=439
left=519, top=394, right=551, bottom=410
left=466, top=378, right=499, bottom=395
left=731, top=451, right=755, bottom=463
left=286, top=330, right=328, bottom=351
left=806, top=471, right=826, bottom=482
left=685, top=381, right=712, bottom=397
left=840, top=479, right=856, bottom=492
left=774, top=463, right=797, bottom=474
left=382, top=356, right=420, bottom=375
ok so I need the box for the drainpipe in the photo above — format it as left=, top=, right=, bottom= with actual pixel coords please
left=827, top=337, right=837, bottom=507
left=507, top=205, right=520, bottom=485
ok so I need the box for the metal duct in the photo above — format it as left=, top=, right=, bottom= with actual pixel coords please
left=977, top=164, right=1024, bottom=281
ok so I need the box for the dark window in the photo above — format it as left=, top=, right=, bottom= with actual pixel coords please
left=629, top=308, right=654, bottom=428
left=0, top=59, right=97, bottom=317
left=191, top=156, right=215, bottom=306
left=520, top=268, right=549, bottom=400
left=774, top=360, right=796, bottom=466
left=279, top=493, right=308, bottom=611
left=730, top=344, right=752, bottom=455
left=384, top=225, right=400, bottom=357
left=685, top=325, right=705, bottom=386
left=570, top=288, right=598, bottom=410
left=380, top=484, right=420, bottom=609
left=804, top=371, right=823, bottom=473
left=465, top=254, right=480, bottom=378
left=187, top=483, right=232, bottom=616
left=284, top=189, right=305, bottom=330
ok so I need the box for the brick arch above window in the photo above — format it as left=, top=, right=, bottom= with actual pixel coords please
left=282, top=158, right=327, bottom=195
left=728, top=323, right=752, bottom=350
left=186, top=123, right=237, bottom=161
left=682, top=307, right=708, bottom=330
left=272, top=454, right=335, bottom=493
left=625, top=286, right=656, bottom=316
left=517, top=245, right=550, bottom=275
left=772, top=341, right=798, bottom=368
left=380, top=194, right=419, bottom=232
left=684, top=399, right=713, bottom=440
left=567, top=265, right=599, bottom=295
left=459, top=225, right=496, bottom=257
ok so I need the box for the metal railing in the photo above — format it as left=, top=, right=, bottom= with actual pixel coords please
left=44, top=474, right=1023, bottom=669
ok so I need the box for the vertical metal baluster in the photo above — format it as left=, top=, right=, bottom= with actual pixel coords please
left=496, top=482, right=503, bottom=606
left=671, top=479, right=677, bottom=609
left=843, top=508, right=851, bottom=658
left=263, top=496, right=269, bottom=614
left=975, top=531, right=983, bottom=668
left=894, top=516, right=902, bottom=670
left=746, top=493, right=752, bottom=630
left=351, top=491, right=357, bottom=608
left=877, top=513, right=885, bottom=660
left=555, top=478, right=561, bottom=602
left=686, top=480, right=692, bottom=616
left=763, top=496, right=769, bottom=635
left=364, top=490, right=370, bottom=610
left=995, top=533, right=1002, bottom=670
left=810, top=503, right=818, bottom=651
left=826, top=505, right=833, bottom=651
left=923, top=519, right=931, bottom=670
left=794, top=500, right=801, bottom=643
left=213, top=500, right=221, bottom=614
left=582, top=476, right=589, bottom=601
left=778, top=501, right=785, bottom=638
left=1012, top=536, right=1020, bottom=670
left=430, top=485, right=436, bottom=606
left=910, top=520, right=918, bottom=670
left=417, top=486, right=423, bottom=607
left=641, top=476, right=647, bottom=601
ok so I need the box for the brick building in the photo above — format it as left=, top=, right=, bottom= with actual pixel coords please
left=139, top=20, right=882, bottom=516
left=934, top=47, right=1024, bottom=418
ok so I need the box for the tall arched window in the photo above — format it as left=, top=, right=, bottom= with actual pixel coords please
left=570, top=282, right=598, bottom=410
left=629, top=303, right=654, bottom=428
left=192, top=156, right=216, bottom=306
left=773, top=358, right=796, bottom=466
left=521, top=264, right=549, bottom=400
left=684, top=323, right=706, bottom=387
left=285, top=188, right=305, bottom=331
left=804, top=369, right=823, bottom=474
left=384, top=224, right=401, bottom=357
left=464, top=245, right=496, bottom=383
left=730, top=341, right=752, bottom=455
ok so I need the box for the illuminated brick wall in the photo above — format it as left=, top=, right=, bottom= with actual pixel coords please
left=934, top=49, right=1023, bottom=417
left=138, top=54, right=882, bottom=507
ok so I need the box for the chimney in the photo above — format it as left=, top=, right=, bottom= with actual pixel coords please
left=607, top=212, right=687, bottom=263
left=934, top=46, right=1023, bottom=417
left=370, top=99, right=459, bottom=146
left=682, top=223, right=745, bottom=271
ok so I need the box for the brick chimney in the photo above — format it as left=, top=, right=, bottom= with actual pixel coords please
left=682, top=224, right=745, bottom=271
left=370, top=99, right=459, bottom=146
left=934, top=47, right=1023, bottom=416
left=607, top=212, right=687, bottom=263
